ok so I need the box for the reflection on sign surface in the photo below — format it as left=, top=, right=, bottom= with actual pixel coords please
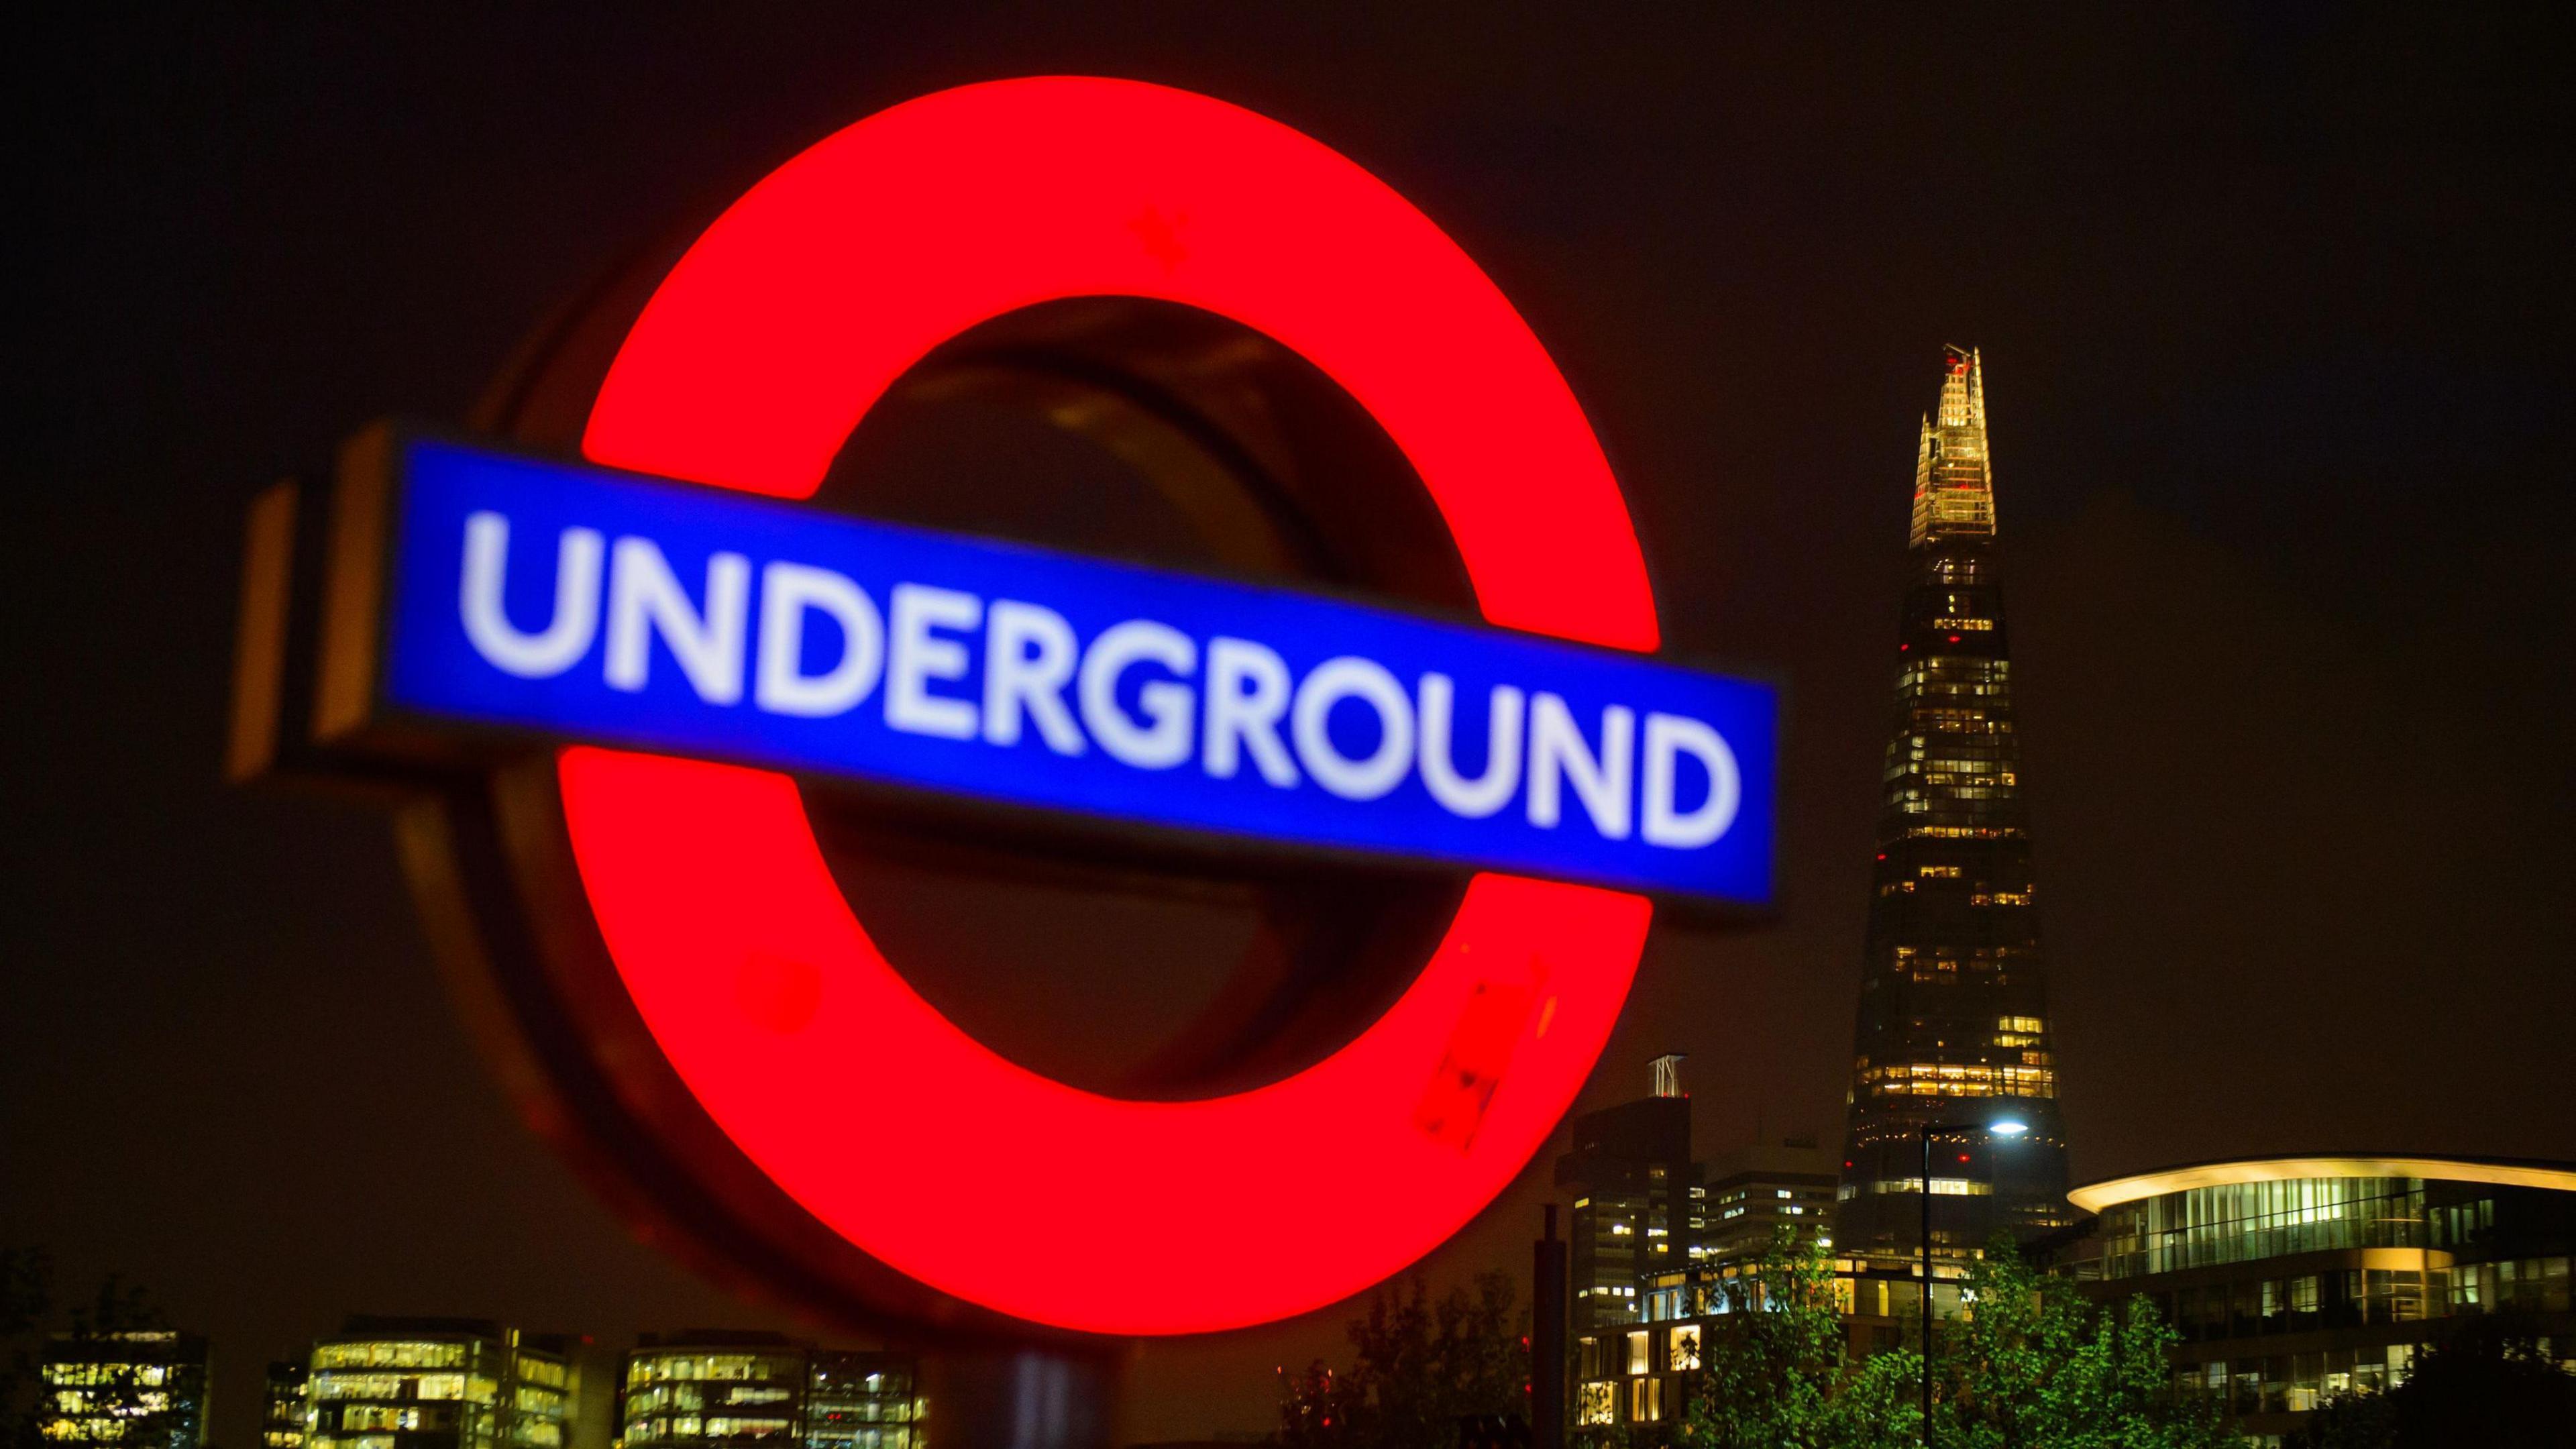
left=382, top=437, right=1776, bottom=905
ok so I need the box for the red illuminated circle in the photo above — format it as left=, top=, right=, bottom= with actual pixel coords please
left=568, top=77, right=1662, bottom=1334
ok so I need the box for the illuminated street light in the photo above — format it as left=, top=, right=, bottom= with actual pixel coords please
left=1919, top=1116, right=2029, bottom=1446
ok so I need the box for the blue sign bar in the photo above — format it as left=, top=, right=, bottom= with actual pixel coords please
left=379, top=438, right=1777, bottom=905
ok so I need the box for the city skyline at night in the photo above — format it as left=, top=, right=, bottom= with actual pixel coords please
left=10, top=9, right=2571, bottom=1448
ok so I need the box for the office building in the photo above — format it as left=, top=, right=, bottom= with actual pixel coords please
left=619, top=1332, right=919, bottom=1449
left=36, top=1331, right=211, bottom=1449
left=1556, top=1056, right=1705, bottom=1334
left=2055, top=1154, right=2576, bottom=1446
left=1834, top=346, right=2073, bottom=1286
left=1576, top=1283, right=1909, bottom=1435
left=303, top=1317, right=576, bottom=1449
left=1699, top=1135, right=1839, bottom=1273
left=1579, top=1138, right=1896, bottom=1434
left=802, top=1352, right=917, bottom=1449
left=264, top=1361, right=310, bottom=1449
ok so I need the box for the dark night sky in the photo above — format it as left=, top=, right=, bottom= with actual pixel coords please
left=7, top=5, right=2572, bottom=1444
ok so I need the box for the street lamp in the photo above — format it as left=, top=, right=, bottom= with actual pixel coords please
left=1919, top=1115, right=2027, bottom=1444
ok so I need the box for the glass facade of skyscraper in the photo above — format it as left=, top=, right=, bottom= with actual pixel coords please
left=1835, top=347, right=2073, bottom=1285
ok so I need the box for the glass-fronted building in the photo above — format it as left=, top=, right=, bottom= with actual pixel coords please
left=1835, top=345, right=2072, bottom=1284
left=303, top=1317, right=574, bottom=1449
left=618, top=1333, right=918, bottom=1449
left=2058, top=1155, right=2576, bottom=1446
left=37, top=1330, right=211, bottom=1449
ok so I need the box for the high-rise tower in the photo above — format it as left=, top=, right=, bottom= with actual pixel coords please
left=1834, top=347, right=2072, bottom=1283
left=1556, top=1055, right=1706, bottom=1334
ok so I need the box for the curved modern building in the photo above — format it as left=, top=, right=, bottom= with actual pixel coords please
left=2059, top=1155, right=2576, bottom=1446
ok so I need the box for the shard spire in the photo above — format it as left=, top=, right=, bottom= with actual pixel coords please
left=1835, top=346, right=2073, bottom=1289
left=1907, top=346, right=1996, bottom=548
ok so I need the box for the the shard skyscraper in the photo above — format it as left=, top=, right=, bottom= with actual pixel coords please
left=1833, top=347, right=2072, bottom=1283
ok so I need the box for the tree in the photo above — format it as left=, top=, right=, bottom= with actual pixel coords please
left=2294, top=1316, right=2576, bottom=1449
left=2291, top=1389, right=2396, bottom=1449
left=1933, top=1236, right=2239, bottom=1449
left=1674, top=1232, right=2239, bottom=1449
left=1675, top=1233, right=1919, bottom=1449
left=1281, top=1271, right=1532, bottom=1449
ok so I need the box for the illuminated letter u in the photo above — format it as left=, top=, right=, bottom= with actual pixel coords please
left=460, top=511, right=604, bottom=678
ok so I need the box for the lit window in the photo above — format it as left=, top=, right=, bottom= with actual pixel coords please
left=1577, top=1383, right=1615, bottom=1427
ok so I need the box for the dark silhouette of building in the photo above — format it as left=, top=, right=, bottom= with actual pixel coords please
left=2052, top=1154, right=2576, bottom=1443
left=1532, top=1205, right=1568, bottom=1449
left=1833, top=347, right=2072, bottom=1283
left=36, top=1331, right=211, bottom=1449
left=617, top=1332, right=918, bottom=1449
left=1555, top=1055, right=1704, bottom=1334
left=263, top=1360, right=309, bottom=1449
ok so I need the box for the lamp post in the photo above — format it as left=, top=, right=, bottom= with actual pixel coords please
left=1917, top=1115, right=2026, bottom=1446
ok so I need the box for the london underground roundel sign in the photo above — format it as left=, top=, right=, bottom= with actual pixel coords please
left=242, top=77, right=1778, bottom=1338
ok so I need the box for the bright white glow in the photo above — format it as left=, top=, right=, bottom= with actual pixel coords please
left=1990, top=1119, right=2030, bottom=1136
